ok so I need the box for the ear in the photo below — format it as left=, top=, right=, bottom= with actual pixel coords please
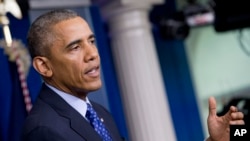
left=33, top=56, right=53, bottom=77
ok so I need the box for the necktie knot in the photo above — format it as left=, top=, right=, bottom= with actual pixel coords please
left=86, top=103, right=112, bottom=141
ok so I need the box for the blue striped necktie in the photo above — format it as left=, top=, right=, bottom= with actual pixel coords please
left=86, top=103, right=112, bottom=141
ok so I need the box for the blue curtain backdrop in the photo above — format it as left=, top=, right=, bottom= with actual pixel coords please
left=150, top=1, right=205, bottom=140
left=0, top=13, right=42, bottom=141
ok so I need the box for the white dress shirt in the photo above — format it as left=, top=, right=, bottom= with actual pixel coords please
left=45, top=83, right=90, bottom=119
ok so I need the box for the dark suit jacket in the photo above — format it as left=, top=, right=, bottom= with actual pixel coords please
left=21, top=84, right=123, bottom=141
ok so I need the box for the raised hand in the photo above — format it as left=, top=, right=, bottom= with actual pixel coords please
left=206, top=97, right=245, bottom=141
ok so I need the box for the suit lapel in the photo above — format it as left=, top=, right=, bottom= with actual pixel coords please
left=39, top=84, right=102, bottom=141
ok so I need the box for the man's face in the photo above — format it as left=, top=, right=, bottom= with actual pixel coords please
left=47, top=17, right=101, bottom=97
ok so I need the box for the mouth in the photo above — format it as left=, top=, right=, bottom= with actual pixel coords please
left=85, top=65, right=100, bottom=78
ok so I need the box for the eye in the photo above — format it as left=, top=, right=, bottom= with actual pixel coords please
left=71, top=45, right=80, bottom=50
left=90, top=38, right=96, bottom=45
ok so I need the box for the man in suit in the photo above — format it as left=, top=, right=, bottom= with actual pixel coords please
left=21, top=9, right=244, bottom=141
left=21, top=9, right=122, bottom=141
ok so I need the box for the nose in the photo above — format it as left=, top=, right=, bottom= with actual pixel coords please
left=84, top=45, right=99, bottom=62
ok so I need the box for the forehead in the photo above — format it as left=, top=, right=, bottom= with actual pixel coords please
left=52, top=17, right=93, bottom=38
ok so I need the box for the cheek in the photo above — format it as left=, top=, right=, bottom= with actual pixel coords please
left=70, top=61, right=84, bottom=76
left=52, top=59, right=80, bottom=77
left=52, top=51, right=85, bottom=78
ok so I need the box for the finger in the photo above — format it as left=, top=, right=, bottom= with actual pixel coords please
left=208, top=96, right=217, bottom=117
left=223, top=106, right=239, bottom=120
left=231, top=112, right=244, bottom=120
left=230, top=106, right=238, bottom=112
left=230, top=120, right=245, bottom=125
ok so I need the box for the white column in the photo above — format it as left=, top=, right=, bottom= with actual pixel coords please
left=100, top=3, right=176, bottom=141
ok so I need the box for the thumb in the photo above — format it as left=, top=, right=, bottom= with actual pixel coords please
left=208, top=96, right=217, bottom=117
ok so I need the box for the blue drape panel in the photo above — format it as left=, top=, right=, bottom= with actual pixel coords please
left=150, top=0, right=205, bottom=140
left=0, top=13, right=42, bottom=141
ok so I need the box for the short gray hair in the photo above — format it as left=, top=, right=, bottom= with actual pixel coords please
left=27, top=9, right=79, bottom=58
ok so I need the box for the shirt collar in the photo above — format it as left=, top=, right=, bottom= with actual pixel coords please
left=45, top=83, right=90, bottom=118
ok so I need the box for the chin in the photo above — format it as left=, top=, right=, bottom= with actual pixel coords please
left=88, top=81, right=102, bottom=91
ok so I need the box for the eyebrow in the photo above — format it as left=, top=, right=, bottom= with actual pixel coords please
left=65, top=39, right=82, bottom=49
left=65, top=33, right=95, bottom=49
left=89, top=34, right=95, bottom=40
